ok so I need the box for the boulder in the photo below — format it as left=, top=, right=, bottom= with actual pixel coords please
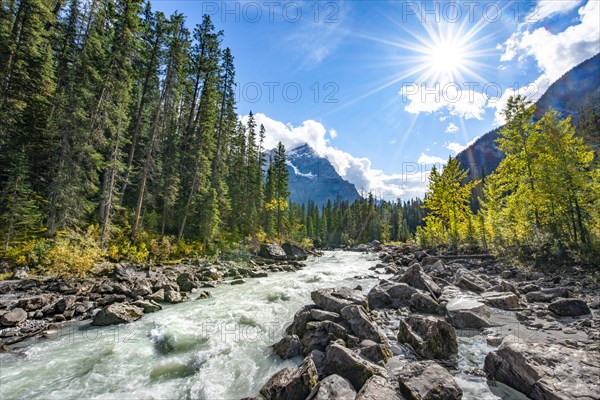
left=306, top=374, right=356, bottom=400
left=16, top=295, right=54, bottom=312
left=367, top=282, right=417, bottom=309
left=454, top=268, right=488, bottom=293
left=176, top=273, right=197, bottom=292
left=0, top=308, right=27, bottom=327
left=484, top=341, right=600, bottom=400
left=92, top=303, right=143, bottom=326
left=397, top=264, right=441, bottom=297
left=274, top=335, right=303, bottom=359
left=147, top=288, right=165, bottom=303
left=259, top=243, right=288, bottom=260
left=302, top=321, right=348, bottom=354
left=309, top=309, right=340, bottom=322
left=196, top=291, right=212, bottom=300
left=394, top=360, right=462, bottom=400
left=164, top=290, right=183, bottom=304
left=548, top=298, right=591, bottom=316
left=324, top=343, right=387, bottom=391
left=311, top=287, right=367, bottom=314
left=446, top=297, right=491, bottom=329
left=358, top=340, right=392, bottom=364
left=340, top=305, right=385, bottom=343
left=282, top=242, right=308, bottom=261
left=525, top=287, right=571, bottom=303
left=397, top=315, right=458, bottom=360
left=482, top=292, right=519, bottom=310
left=409, top=292, right=440, bottom=314
left=286, top=305, right=317, bottom=337
left=355, top=375, right=404, bottom=400
left=259, top=357, right=318, bottom=400
left=133, top=299, right=162, bottom=313
left=231, top=279, right=246, bottom=285
left=200, top=268, right=223, bottom=281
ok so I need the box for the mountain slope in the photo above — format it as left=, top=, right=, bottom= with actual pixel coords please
left=271, top=144, right=362, bottom=206
left=457, top=53, right=600, bottom=179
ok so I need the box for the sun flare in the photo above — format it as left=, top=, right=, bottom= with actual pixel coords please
left=426, top=40, right=467, bottom=78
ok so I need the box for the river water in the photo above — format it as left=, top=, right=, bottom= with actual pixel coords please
left=0, top=251, right=509, bottom=399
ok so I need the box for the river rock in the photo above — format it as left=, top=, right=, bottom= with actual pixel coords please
left=259, top=357, right=318, bottom=400
left=394, top=360, right=462, bottom=400
left=302, top=321, right=348, bottom=354
left=16, top=295, right=54, bottom=312
left=259, top=243, right=288, bottom=261
left=133, top=299, right=162, bottom=313
left=547, top=298, right=591, bottom=316
left=454, top=268, right=488, bottom=293
left=0, top=308, right=27, bottom=327
left=309, top=309, right=340, bottom=322
left=397, top=264, right=441, bottom=297
left=311, top=287, right=367, bottom=314
left=484, top=341, right=600, bottom=400
left=147, top=288, right=165, bottom=302
left=306, top=374, right=356, bottom=400
left=200, top=268, right=223, bottom=281
left=482, top=292, right=519, bottom=310
left=446, top=297, right=491, bottom=329
left=230, top=279, right=246, bottom=285
left=92, top=303, right=143, bottom=326
left=176, top=273, right=197, bottom=292
left=356, top=375, right=403, bottom=400
left=525, top=287, right=571, bottom=303
left=409, top=292, right=440, bottom=314
left=282, top=242, right=308, bottom=261
left=323, top=343, right=387, bottom=391
left=397, top=315, right=458, bottom=360
left=340, top=305, right=385, bottom=343
left=286, top=305, right=317, bottom=337
left=196, top=291, right=212, bottom=300
left=274, top=334, right=303, bottom=359
left=367, top=282, right=417, bottom=309
left=358, top=340, right=392, bottom=364
left=164, top=290, right=183, bottom=304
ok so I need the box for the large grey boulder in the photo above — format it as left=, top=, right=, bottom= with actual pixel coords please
left=454, top=268, right=488, bottom=293
left=397, top=315, right=458, bottom=360
left=525, top=287, right=571, bottom=303
left=481, top=292, right=519, bottom=310
left=286, top=304, right=317, bottom=337
left=484, top=341, right=600, bottom=400
left=393, top=360, right=463, bottom=400
left=340, top=305, right=385, bottom=343
left=324, top=343, right=387, bottom=391
left=446, top=297, right=491, bottom=329
left=92, top=303, right=143, bottom=326
left=548, top=298, right=591, bottom=316
left=311, top=287, right=367, bottom=314
left=164, top=290, right=184, bottom=304
left=282, top=242, right=308, bottom=261
left=302, top=321, right=348, bottom=354
left=273, top=335, right=303, bottom=359
left=176, top=272, right=197, bottom=292
left=409, top=292, right=440, bottom=314
left=259, top=243, right=288, bottom=260
left=306, top=374, right=356, bottom=400
left=367, top=282, right=418, bottom=309
left=0, top=307, right=27, bottom=327
left=133, top=299, right=162, bottom=313
left=397, top=264, right=441, bottom=297
left=355, top=375, right=404, bottom=400
left=358, top=339, right=392, bottom=364
left=260, top=357, right=319, bottom=400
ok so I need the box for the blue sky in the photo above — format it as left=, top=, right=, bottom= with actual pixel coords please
left=154, top=0, right=600, bottom=200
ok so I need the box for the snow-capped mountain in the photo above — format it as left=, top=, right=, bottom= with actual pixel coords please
left=266, top=144, right=362, bottom=206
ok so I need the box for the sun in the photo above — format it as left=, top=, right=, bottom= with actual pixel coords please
left=426, top=40, right=467, bottom=79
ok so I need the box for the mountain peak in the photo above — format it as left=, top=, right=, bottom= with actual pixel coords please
left=288, top=143, right=317, bottom=158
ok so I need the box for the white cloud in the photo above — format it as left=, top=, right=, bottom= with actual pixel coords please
left=244, top=113, right=430, bottom=200
left=417, top=153, right=446, bottom=165
left=501, top=0, right=600, bottom=81
left=400, top=83, right=488, bottom=120
left=445, top=142, right=466, bottom=154
left=329, top=129, right=337, bottom=139
left=489, top=74, right=552, bottom=125
left=525, top=0, right=583, bottom=24
left=445, top=123, right=459, bottom=133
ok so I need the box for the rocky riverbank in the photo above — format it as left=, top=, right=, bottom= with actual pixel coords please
left=249, top=244, right=600, bottom=400
left=0, top=242, right=310, bottom=349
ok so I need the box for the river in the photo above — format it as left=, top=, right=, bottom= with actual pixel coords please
left=0, top=251, right=511, bottom=399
